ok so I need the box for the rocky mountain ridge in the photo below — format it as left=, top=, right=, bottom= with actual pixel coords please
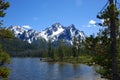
left=8, top=23, right=86, bottom=45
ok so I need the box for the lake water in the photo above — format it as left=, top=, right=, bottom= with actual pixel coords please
left=8, top=58, right=102, bottom=80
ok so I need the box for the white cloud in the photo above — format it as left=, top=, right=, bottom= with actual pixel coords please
left=83, top=20, right=97, bottom=28
left=89, top=20, right=96, bottom=25
left=22, top=25, right=31, bottom=29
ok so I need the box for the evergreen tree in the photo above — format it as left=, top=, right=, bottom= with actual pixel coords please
left=47, top=39, right=54, bottom=59
left=40, top=39, right=47, bottom=57
left=95, top=0, right=120, bottom=79
left=0, top=0, right=13, bottom=79
left=0, top=0, right=9, bottom=26
left=95, top=29, right=112, bottom=79
left=84, top=28, right=117, bottom=79
left=0, top=29, right=14, bottom=39
left=72, top=37, right=78, bottom=57
left=58, top=40, right=64, bottom=61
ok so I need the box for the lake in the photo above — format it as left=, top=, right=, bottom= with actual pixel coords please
left=8, top=58, right=102, bottom=80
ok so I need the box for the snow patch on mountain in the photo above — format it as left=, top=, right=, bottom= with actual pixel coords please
left=8, top=23, right=86, bottom=44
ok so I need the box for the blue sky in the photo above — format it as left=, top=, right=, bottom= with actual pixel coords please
left=3, top=0, right=108, bottom=36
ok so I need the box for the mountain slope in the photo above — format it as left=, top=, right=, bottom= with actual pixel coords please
left=8, top=23, right=86, bottom=44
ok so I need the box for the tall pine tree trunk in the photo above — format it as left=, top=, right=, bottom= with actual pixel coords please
left=109, top=0, right=119, bottom=80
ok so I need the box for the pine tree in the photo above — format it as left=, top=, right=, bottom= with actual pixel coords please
left=0, top=0, right=13, bottom=79
left=0, top=0, right=9, bottom=26
left=0, top=29, right=14, bottom=39
left=47, top=39, right=54, bottom=59
left=58, top=40, right=64, bottom=61
left=96, top=0, right=120, bottom=79
left=72, top=37, right=78, bottom=57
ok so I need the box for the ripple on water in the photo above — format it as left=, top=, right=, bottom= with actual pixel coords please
left=8, top=58, right=103, bottom=80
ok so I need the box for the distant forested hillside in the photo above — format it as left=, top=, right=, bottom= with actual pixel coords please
left=0, top=38, right=44, bottom=57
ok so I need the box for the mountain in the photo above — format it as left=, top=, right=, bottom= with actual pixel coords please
left=8, top=26, right=38, bottom=43
left=8, top=23, right=86, bottom=45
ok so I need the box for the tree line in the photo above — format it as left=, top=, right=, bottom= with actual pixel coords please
left=40, top=38, right=87, bottom=62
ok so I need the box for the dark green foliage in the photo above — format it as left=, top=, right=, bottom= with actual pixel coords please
left=47, top=40, right=54, bottom=59
left=0, top=0, right=9, bottom=17
left=0, top=29, right=14, bottom=39
left=96, top=1, right=120, bottom=80
left=0, top=0, right=11, bottom=79
left=0, top=29, right=12, bottom=79
left=33, top=39, right=48, bottom=57
left=0, top=0, right=10, bottom=26
left=0, top=67, right=10, bottom=79
left=40, top=38, right=89, bottom=63
left=72, top=37, right=78, bottom=57
left=57, top=40, right=65, bottom=61
left=84, top=28, right=116, bottom=79
left=0, top=38, right=43, bottom=57
left=0, top=45, right=10, bottom=66
left=84, top=28, right=120, bottom=80
left=95, top=29, right=112, bottom=79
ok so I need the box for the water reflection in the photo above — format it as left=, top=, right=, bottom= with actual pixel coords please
left=8, top=58, right=101, bottom=80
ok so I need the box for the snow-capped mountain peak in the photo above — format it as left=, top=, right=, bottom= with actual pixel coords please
left=68, top=24, right=76, bottom=29
left=39, top=23, right=65, bottom=41
left=8, top=23, right=86, bottom=44
left=8, top=26, right=27, bottom=37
